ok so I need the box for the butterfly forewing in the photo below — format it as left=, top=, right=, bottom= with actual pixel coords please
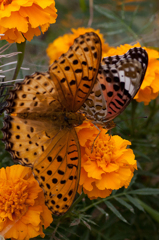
left=2, top=32, right=102, bottom=215
left=49, top=32, right=102, bottom=112
left=81, top=47, right=148, bottom=127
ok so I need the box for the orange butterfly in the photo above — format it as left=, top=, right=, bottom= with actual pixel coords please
left=2, top=32, right=102, bottom=215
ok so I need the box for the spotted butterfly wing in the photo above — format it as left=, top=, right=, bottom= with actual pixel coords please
left=81, top=47, right=148, bottom=128
left=2, top=32, right=102, bottom=215
left=49, top=32, right=101, bottom=112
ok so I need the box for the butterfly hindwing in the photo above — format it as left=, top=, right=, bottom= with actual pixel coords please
left=100, top=47, right=148, bottom=121
left=35, top=128, right=80, bottom=215
left=81, top=47, right=148, bottom=127
left=2, top=115, right=80, bottom=215
left=5, top=72, right=62, bottom=115
left=81, top=79, right=107, bottom=122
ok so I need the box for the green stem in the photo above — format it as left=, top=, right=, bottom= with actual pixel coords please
left=56, top=192, right=86, bottom=223
left=67, top=192, right=85, bottom=215
left=144, top=100, right=159, bottom=128
left=81, top=191, right=127, bottom=212
left=13, top=41, right=26, bottom=80
left=120, top=18, right=139, bottom=40
left=131, top=100, right=138, bottom=136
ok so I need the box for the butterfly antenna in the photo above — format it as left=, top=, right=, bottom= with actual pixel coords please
left=115, top=124, right=122, bottom=129
left=116, top=116, right=147, bottom=124
left=91, top=130, right=101, bottom=153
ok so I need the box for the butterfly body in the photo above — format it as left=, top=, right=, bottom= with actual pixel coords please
left=15, top=111, right=85, bottom=128
left=2, top=32, right=102, bottom=215
left=81, top=47, right=148, bottom=129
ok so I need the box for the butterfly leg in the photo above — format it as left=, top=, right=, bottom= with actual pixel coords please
left=91, top=123, right=101, bottom=153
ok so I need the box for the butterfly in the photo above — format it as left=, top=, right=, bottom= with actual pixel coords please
left=81, top=47, right=148, bottom=129
left=1, top=32, right=102, bottom=215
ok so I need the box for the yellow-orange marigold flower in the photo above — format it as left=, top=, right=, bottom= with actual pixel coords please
left=0, top=0, right=57, bottom=43
left=103, top=43, right=159, bottom=105
left=0, top=165, right=53, bottom=240
left=76, top=122, right=137, bottom=200
left=46, top=27, right=110, bottom=64
left=115, top=0, right=145, bottom=12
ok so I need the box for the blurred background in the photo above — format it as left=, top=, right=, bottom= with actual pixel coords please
left=0, top=1, right=159, bottom=239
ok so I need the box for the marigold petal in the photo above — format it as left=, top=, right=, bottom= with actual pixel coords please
left=96, top=172, right=121, bottom=190
left=0, top=0, right=57, bottom=43
left=27, top=223, right=44, bottom=240
left=78, top=124, right=137, bottom=199
left=22, top=206, right=42, bottom=226
left=19, top=5, right=51, bottom=28
left=1, top=28, right=25, bottom=43
left=4, top=220, right=20, bottom=239
left=113, top=135, right=131, bottom=149
left=79, top=168, right=94, bottom=191
left=104, top=163, right=119, bottom=172
left=34, top=0, right=56, bottom=9
left=23, top=25, right=41, bottom=41
left=47, top=27, right=110, bottom=64
left=117, top=167, right=134, bottom=188
left=151, top=72, right=159, bottom=92
left=119, top=149, right=137, bottom=166
left=0, top=165, right=53, bottom=239
left=83, top=183, right=112, bottom=199
left=5, top=164, right=31, bottom=179
left=135, top=87, right=158, bottom=105
left=76, top=121, right=99, bottom=147
left=84, top=161, right=104, bottom=179
left=44, top=3, right=58, bottom=23
left=41, top=204, right=53, bottom=229
left=0, top=11, right=28, bottom=32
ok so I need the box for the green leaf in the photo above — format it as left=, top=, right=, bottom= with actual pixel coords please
left=81, top=219, right=91, bottom=230
left=70, top=218, right=80, bottom=226
left=139, top=13, right=157, bottom=34
left=105, top=201, right=128, bottom=223
left=94, top=5, right=119, bottom=20
left=97, top=22, right=122, bottom=29
left=133, top=150, right=151, bottom=161
left=137, top=199, right=159, bottom=223
left=95, top=205, right=109, bottom=217
left=56, top=230, right=70, bottom=240
left=105, top=29, right=126, bottom=35
left=126, top=195, right=144, bottom=211
left=82, top=229, right=90, bottom=240
left=128, top=188, right=159, bottom=195
left=115, top=197, right=134, bottom=213
left=80, top=0, right=87, bottom=11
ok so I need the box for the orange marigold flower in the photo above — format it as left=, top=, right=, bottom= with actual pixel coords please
left=46, top=27, right=110, bottom=64
left=76, top=122, right=137, bottom=200
left=0, top=165, right=53, bottom=240
left=0, top=0, right=57, bottom=43
left=115, top=0, right=145, bottom=12
left=103, top=43, right=159, bottom=105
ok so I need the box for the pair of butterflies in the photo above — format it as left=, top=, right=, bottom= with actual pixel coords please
left=2, top=32, right=148, bottom=216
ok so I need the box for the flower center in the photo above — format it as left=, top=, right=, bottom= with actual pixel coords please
left=0, top=178, right=29, bottom=220
left=93, top=137, right=115, bottom=165
left=0, top=0, right=12, bottom=6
